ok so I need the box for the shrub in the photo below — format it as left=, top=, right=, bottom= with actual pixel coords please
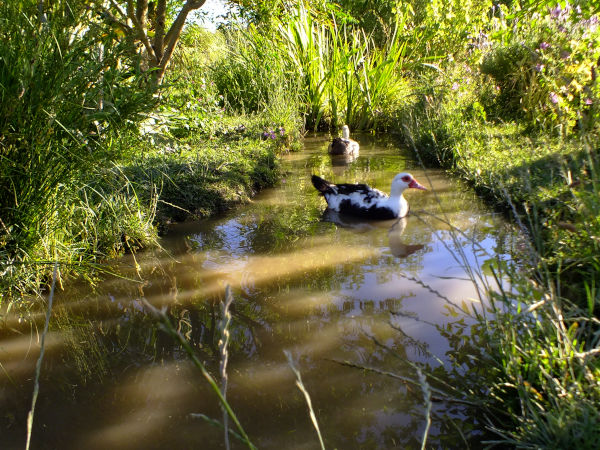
left=479, top=3, right=600, bottom=135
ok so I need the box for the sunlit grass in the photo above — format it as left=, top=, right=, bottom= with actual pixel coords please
left=398, top=84, right=600, bottom=447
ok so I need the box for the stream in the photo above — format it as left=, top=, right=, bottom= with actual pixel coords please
left=1, top=133, right=517, bottom=449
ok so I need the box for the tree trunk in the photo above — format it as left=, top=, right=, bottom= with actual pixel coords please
left=154, top=0, right=207, bottom=84
left=100, top=0, right=206, bottom=85
left=153, top=0, right=167, bottom=63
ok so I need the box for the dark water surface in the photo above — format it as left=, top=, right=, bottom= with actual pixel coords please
left=1, top=134, right=516, bottom=449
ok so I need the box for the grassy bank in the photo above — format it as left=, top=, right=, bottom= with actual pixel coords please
left=393, top=7, right=600, bottom=443
left=0, top=7, right=301, bottom=301
left=0, top=119, right=289, bottom=300
left=399, top=112, right=600, bottom=446
left=123, top=116, right=292, bottom=226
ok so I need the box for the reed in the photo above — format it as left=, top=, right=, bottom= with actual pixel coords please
left=213, top=2, right=414, bottom=131
left=284, top=350, right=326, bottom=450
left=143, top=296, right=257, bottom=449
left=278, top=2, right=412, bottom=130
left=25, top=264, right=57, bottom=450
left=218, top=286, right=234, bottom=450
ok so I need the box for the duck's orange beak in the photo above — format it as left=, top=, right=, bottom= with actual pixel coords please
left=409, top=178, right=427, bottom=190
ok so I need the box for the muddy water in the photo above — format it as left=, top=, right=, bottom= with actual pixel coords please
left=1, top=134, right=516, bottom=449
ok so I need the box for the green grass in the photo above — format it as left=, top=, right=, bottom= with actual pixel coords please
left=123, top=117, right=283, bottom=225
left=407, top=115, right=600, bottom=300
left=0, top=9, right=302, bottom=301
left=398, top=80, right=600, bottom=446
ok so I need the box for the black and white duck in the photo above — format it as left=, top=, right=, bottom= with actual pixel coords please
left=311, top=173, right=426, bottom=220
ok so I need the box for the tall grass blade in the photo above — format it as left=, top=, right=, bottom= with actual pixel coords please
left=25, top=263, right=58, bottom=450
left=415, top=366, right=432, bottom=450
left=142, top=298, right=256, bottom=450
left=284, top=350, right=326, bottom=450
left=188, top=413, right=248, bottom=444
left=218, top=286, right=234, bottom=450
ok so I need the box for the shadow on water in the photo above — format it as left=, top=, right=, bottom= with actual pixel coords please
left=0, top=133, right=519, bottom=449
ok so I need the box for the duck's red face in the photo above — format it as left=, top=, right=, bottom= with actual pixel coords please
left=402, top=174, right=427, bottom=190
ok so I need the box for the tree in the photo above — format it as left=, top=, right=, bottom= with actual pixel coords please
left=99, top=0, right=207, bottom=84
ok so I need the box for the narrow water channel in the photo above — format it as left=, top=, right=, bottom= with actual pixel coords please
left=2, top=133, right=516, bottom=449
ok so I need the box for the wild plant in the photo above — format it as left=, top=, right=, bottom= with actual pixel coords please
left=0, top=1, right=158, bottom=298
left=276, top=1, right=412, bottom=130
left=396, top=106, right=600, bottom=446
left=143, top=289, right=257, bottom=449
left=480, top=3, right=600, bottom=136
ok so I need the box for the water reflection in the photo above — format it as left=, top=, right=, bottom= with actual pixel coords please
left=321, top=211, right=425, bottom=258
left=0, top=133, right=517, bottom=449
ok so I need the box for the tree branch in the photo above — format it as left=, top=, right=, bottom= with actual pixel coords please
left=99, top=6, right=132, bottom=34
left=136, top=0, right=148, bottom=27
left=108, top=0, right=127, bottom=20
left=164, top=0, right=207, bottom=50
left=126, top=0, right=158, bottom=64
left=157, top=0, right=206, bottom=82
left=153, top=0, right=167, bottom=62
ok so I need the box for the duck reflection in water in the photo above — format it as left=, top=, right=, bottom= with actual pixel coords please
left=321, top=209, right=425, bottom=258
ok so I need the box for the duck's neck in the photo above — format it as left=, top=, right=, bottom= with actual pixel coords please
left=342, top=127, right=350, bottom=139
left=387, top=189, right=409, bottom=217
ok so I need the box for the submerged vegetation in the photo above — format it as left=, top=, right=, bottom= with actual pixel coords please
left=1, top=0, right=600, bottom=447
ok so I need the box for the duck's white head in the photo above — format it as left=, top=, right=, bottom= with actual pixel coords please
left=390, top=173, right=427, bottom=196
left=341, top=125, right=350, bottom=139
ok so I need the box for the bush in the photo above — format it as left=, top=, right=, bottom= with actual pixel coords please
left=479, top=3, right=600, bottom=135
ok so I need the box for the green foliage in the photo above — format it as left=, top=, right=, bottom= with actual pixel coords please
left=209, top=23, right=303, bottom=127
left=400, top=104, right=600, bottom=447
left=405, top=0, right=493, bottom=58
left=480, top=43, right=536, bottom=120
left=480, top=3, right=600, bottom=135
left=478, top=274, right=600, bottom=449
left=395, top=3, right=600, bottom=441
left=124, top=124, right=280, bottom=223
left=0, top=1, right=158, bottom=298
left=214, top=2, right=413, bottom=131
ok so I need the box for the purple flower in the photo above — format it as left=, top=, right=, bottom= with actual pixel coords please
left=539, top=42, right=550, bottom=50
left=584, top=98, right=593, bottom=105
left=549, top=92, right=559, bottom=104
left=534, top=63, right=545, bottom=72
left=279, top=127, right=285, bottom=136
left=451, top=82, right=460, bottom=90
